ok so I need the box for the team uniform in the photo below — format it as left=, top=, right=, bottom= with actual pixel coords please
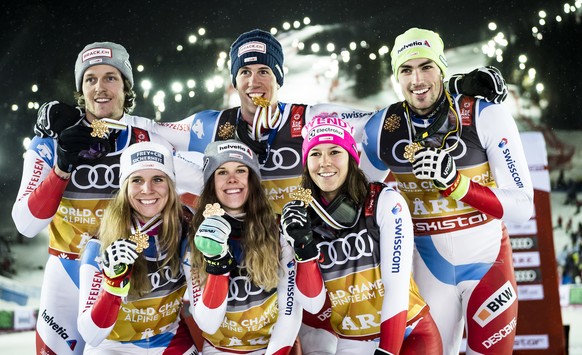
left=295, top=183, right=442, bottom=354
left=126, top=103, right=373, bottom=214
left=183, top=215, right=301, bottom=355
left=360, top=95, right=534, bottom=354
left=12, top=115, right=201, bottom=354
left=77, top=211, right=197, bottom=354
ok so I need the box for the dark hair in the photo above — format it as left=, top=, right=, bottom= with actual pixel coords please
left=74, top=77, right=136, bottom=114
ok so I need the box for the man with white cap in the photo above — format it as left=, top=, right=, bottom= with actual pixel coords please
left=12, top=42, right=202, bottom=354
left=360, top=27, right=533, bottom=354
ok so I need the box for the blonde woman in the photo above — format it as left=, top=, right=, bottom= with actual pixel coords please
left=77, top=142, right=197, bottom=354
left=184, top=139, right=301, bottom=355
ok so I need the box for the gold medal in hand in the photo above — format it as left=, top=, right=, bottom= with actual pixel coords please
left=129, top=230, right=150, bottom=253
left=290, top=187, right=313, bottom=207
left=404, top=142, right=423, bottom=163
left=90, top=119, right=109, bottom=138
left=203, top=203, right=226, bottom=218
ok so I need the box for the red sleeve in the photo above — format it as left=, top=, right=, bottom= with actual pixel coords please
left=296, top=260, right=324, bottom=298
left=202, top=274, right=229, bottom=309
left=89, top=290, right=122, bottom=328
left=459, top=180, right=504, bottom=219
left=28, top=168, right=69, bottom=219
left=379, top=310, right=407, bottom=354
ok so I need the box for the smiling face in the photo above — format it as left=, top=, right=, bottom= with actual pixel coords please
left=213, top=161, right=251, bottom=215
left=397, top=58, right=444, bottom=116
left=81, top=64, right=126, bottom=122
left=235, top=64, right=279, bottom=124
left=127, top=169, right=170, bottom=221
left=306, top=143, right=350, bottom=202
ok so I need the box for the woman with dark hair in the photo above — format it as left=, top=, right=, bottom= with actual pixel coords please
left=282, top=114, right=443, bottom=354
left=184, top=139, right=301, bottom=355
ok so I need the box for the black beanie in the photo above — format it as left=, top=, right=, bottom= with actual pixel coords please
left=229, top=29, right=284, bottom=87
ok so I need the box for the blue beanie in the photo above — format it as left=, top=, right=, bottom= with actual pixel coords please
left=229, top=29, right=284, bottom=87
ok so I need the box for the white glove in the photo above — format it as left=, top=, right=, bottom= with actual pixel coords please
left=194, top=215, right=231, bottom=258
left=412, top=147, right=458, bottom=190
left=101, top=239, right=139, bottom=278
left=101, top=239, right=138, bottom=297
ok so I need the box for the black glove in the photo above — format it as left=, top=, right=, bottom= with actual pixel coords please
left=204, top=253, right=237, bottom=275
left=56, top=124, right=111, bottom=173
left=281, top=201, right=319, bottom=262
left=374, top=348, right=394, bottom=355
left=446, top=66, right=508, bottom=104
left=35, top=101, right=84, bottom=138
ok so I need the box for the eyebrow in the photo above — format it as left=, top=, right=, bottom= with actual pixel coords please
left=400, top=59, right=434, bottom=70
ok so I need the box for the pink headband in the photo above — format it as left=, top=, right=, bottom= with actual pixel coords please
left=302, top=114, right=360, bottom=165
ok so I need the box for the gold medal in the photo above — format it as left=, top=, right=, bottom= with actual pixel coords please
left=129, top=230, right=150, bottom=253
left=290, top=187, right=313, bottom=207
left=203, top=203, right=226, bottom=218
left=90, top=119, right=109, bottom=138
left=251, top=96, right=270, bottom=108
left=404, top=142, right=423, bottom=163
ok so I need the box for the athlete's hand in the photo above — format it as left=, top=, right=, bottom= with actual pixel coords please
left=194, top=215, right=236, bottom=275
left=35, top=101, right=84, bottom=138
left=374, top=348, right=394, bottom=355
left=412, top=147, right=458, bottom=190
left=446, top=66, right=508, bottom=104
left=101, top=239, right=138, bottom=297
left=281, top=200, right=319, bottom=262
left=56, top=124, right=111, bottom=173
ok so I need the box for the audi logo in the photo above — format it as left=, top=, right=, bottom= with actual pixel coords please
left=71, top=163, right=120, bottom=190
left=510, top=238, right=536, bottom=251
left=318, top=230, right=376, bottom=269
left=261, top=148, right=301, bottom=171
left=514, top=269, right=538, bottom=283
left=228, top=275, right=268, bottom=302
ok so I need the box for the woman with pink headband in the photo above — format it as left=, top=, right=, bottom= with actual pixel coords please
left=282, top=114, right=443, bottom=354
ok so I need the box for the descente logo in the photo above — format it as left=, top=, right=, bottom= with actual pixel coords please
left=397, top=40, right=431, bottom=54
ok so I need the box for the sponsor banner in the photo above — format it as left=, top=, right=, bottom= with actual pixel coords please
left=517, top=284, right=544, bottom=300
left=510, top=236, right=538, bottom=251
left=512, top=251, right=541, bottom=268
left=514, top=268, right=542, bottom=284
left=505, top=219, right=537, bottom=236
left=472, top=281, right=517, bottom=327
left=13, top=308, right=36, bottom=330
left=513, top=334, right=549, bottom=350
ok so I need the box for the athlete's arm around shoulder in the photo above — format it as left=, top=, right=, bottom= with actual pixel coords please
left=12, top=136, right=68, bottom=237
left=376, top=187, right=413, bottom=354
left=125, top=110, right=219, bottom=151
left=474, top=101, right=534, bottom=223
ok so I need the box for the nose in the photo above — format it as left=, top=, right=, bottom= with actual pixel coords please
left=226, top=172, right=239, bottom=183
left=411, top=69, right=422, bottom=85
left=320, top=153, right=331, bottom=167
left=142, top=180, right=153, bottom=193
left=95, top=78, right=106, bottom=92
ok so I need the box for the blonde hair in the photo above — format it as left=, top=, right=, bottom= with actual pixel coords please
left=98, top=174, right=183, bottom=297
left=189, top=171, right=281, bottom=290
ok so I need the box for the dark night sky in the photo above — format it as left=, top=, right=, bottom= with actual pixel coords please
left=0, top=0, right=574, bottom=235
